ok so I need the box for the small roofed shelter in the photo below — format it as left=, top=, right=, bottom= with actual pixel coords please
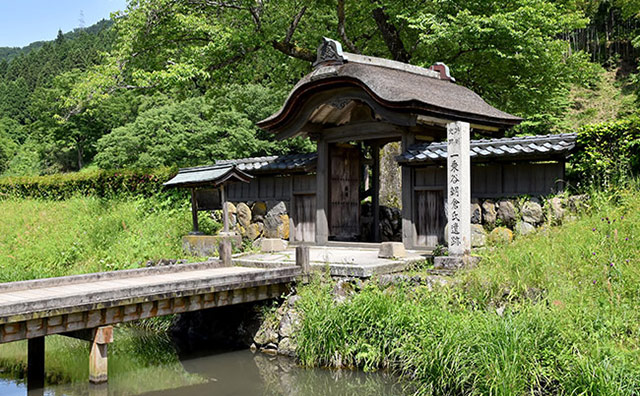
left=164, top=164, right=253, bottom=234
left=257, top=37, right=522, bottom=259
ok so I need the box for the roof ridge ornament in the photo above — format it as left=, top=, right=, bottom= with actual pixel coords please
left=313, top=37, right=345, bottom=68
left=428, top=62, right=455, bottom=82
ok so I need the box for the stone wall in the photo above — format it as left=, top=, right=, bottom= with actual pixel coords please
left=219, top=200, right=290, bottom=242
left=446, top=194, right=588, bottom=247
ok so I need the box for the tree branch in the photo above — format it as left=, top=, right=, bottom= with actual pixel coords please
left=370, top=2, right=410, bottom=62
left=337, top=0, right=360, bottom=53
left=272, top=6, right=315, bottom=62
left=285, top=6, right=307, bottom=43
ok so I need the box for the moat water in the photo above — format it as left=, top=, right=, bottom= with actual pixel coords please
left=0, top=329, right=409, bottom=396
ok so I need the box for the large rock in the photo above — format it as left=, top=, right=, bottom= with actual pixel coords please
left=568, top=194, right=589, bottom=213
left=521, top=201, right=544, bottom=225
left=246, top=222, right=263, bottom=241
left=548, top=197, right=565, bottom=223
left=482, top=200, right=497, bottom=226
left=471, top=224, right=487, bottom=247
left=252, top=201, right=267, bottom=220
left=278, top=337, right=297, bottom=357
left=378, top=242, right=406, bottom=258
left=254, top=322, right=278, bottom=346
left=515, top=221, right=536, bottom=236
left=236, top=202, right=252, bottom=228
left=497, top=200, right=517, bottom=226
left=471, top=200, right=482, bottom=224
left=489, top=227, right=513, bottom=244
left=267, top=201, right=288, bottom=217
left=279, top=310, right=302, bottom=338
left=278, top=214, right=290, bottom=239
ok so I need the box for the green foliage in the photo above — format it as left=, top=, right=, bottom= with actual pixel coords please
left=94, top=87, right=312, bottom=169
left=569, top=118, right=640, bottom=188
left=296, top=186, right=640, bottom=395
left=0, top=168, right=177, bottom=200
left=0, top=195, right=196, bottom=282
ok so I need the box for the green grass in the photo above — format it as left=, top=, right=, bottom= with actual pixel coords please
left=0, top=195, right=204, bottom=282
left=295, top=186, right=640, bottom=395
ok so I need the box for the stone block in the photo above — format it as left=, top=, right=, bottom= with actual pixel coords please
left=515, top=221, right=536, bottom=236
left=548, top=197, right=564, bottom=223
left=471, top=200, right=482, bottom=224
left=521, top=201, right=543, bottom=225
left=182, top=234, right=241, bottom=256
left=378, top=242, right=406, bottom=258
left=433, top=255, right=481, bottom=271
left=497, top=200, right=517, bottom=226
left=471, top=224, right=487, bottom=247
left=261, top=238, right=288, bottom=253
left=236, top=202, right=252, bottom=228
left=482, top=200, right=497, bottom=225
left=489, top=227, right=513, bottom=244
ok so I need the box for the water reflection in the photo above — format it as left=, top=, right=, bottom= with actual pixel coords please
left=0, top=332, right=409, bottom=396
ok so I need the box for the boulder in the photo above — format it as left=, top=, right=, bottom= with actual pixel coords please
left=497, top=200, right=517, bottom=226
left=471, top=224, right=487, bottom=247
left=267, top=201, right=288, bottom=217
left=489, top=227, right=513, bottom=244
left=236, top=202, right=252, bottom=228
left=278, top=214, right=290, bottom=239
left=225, top=202, right=237, bottom=215
left=254, top=323, right=278, bottom=346
left=482, top=200, right=497, bottom=226
left=278, top=337, right=297, bottom=357
left=568, top=194, right=589, bottom=213
left=471, top=200, right=482, bottom=224
left=252, top=201, right=267, bottom=218
left=548, top=197, right=564, bottom=223
left=378, top=242, right=407, bottom=258
left=521, top=201, right=544, bottom=225
left=515, top=221, right=536, bottom=236
left=246, top=222, right=263, bottom=241
left=279, top=310, right=302, bottom=338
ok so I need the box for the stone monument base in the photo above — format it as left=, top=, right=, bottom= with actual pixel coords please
left=182, top=234, right=242, bottom=257
left=433, top=255, right=481, bottom=272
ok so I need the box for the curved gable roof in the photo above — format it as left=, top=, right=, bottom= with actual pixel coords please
left=259, top=39, right=522, bottom=133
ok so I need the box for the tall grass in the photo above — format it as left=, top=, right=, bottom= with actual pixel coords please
left=295, top=186, right=640, bottom=395
left=0, top=195, right=198, bottom=282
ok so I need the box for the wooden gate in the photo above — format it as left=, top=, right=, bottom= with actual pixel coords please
left=415, top=189, right=445, bottom=246
left=292, top=194, right=316, bottom=242
left=329, top=144, right=360, bottom=240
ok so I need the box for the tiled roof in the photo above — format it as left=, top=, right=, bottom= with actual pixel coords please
left=396, top=133, right=577, bottom=164
left=164, top=164, right=253, bottom=188
left=216, top=153, right=317, bottom=173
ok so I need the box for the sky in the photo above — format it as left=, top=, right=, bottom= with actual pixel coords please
left=0, top=0, right=128, bottom=48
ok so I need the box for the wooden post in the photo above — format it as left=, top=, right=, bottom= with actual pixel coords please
left=372, top=142, right=381, bottom=242
left=401, top=132, right=416, bottom=249
left=89, top=326, right=113, bottom=384
left=446, top=121, right=471, bottom=256
left=27, top=337, right=45, bottom=394
left=221, top=184, right=229, bottom=233
left=190, top=188, right=199, bottom=234
left=219, top=239, right=232, bottom=266
left=295, top=246, right=310, bottom=274
left=315, top=138, right=329, bottom=245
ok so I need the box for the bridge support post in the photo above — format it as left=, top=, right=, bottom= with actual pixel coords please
left=27, top=336, right=45, bottom=395
left=296, top=246, right=310, bottom=276
left=89, top=326, right=113, bottom=384
left=219, top=239, right=232, bottom=266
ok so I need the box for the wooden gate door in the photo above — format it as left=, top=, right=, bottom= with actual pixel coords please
left=329, top=144, right=360, bottom=240
left=415, top=190, right=445, bottom=246
left=292, top=194, right=316, bottom=242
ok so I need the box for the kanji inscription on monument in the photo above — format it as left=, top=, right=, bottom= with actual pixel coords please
left=447, top=121, right=471, bottom=255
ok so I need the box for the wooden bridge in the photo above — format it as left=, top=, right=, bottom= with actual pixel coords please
left=0, top=252, right=308, bottom=393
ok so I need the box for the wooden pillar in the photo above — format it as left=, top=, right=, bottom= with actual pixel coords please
left=27, top=337, right=45, bottom=394
left=89, top=326, right=113, bottom=384
left=221, top=184, right=229, bottom=233
left=371, top=142, right=381, bottom=242
left=296, top=246, right=310, bottom=274
left=190, top=188, right=199, bottom=234
left=401, top=132, right=416, bottom=249
left=315, top=138, right=329, bottom=245
left=446, top=121, right=471, bottom=256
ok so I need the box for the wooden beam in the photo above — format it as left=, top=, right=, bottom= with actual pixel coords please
left=371, top=142, right=381, bottom=242
left=89, top=326, right=113, bottom=384
left=315, top=139, right=329, bottom=245
left=190, top=189, right=199, bottom=234
left=322, top=122, right=403, bottom=143
left=27, top=337, right=45, bottom=394
left=401, top=131, right=416, bottom=249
